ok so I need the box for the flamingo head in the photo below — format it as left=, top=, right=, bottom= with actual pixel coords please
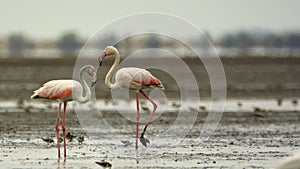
left=98, top=46, right=117, bottom=66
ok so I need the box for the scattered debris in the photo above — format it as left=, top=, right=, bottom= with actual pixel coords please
left=237, top=101, right=242, bottom=107
left=121, top=140, right=132, bottom=146
left=250, top=112, right=265, bottom=118
left=253, top=106, right=266, bottom=112
left=277, top=98, right=282, bottom=106
left=41, top=138, right=54, bottom=144
left=199, top=106, right=206, bottom=110
left=172, top=102, right=181, bottom=108
left=292, top=99, right=298, bottom=106
left=141, top=106, right=150, bottom=111
left=66, top=132, right=76, bottom=142
left=95, top=161, right=112, bottom=168
left=77, top=136, right=84, bottom=144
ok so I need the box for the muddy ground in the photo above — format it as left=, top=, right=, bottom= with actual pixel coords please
left=0, top=105, right=300, bottom=168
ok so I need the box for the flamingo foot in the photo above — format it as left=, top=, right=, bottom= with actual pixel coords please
left=139, top=136, right=150, bottom=147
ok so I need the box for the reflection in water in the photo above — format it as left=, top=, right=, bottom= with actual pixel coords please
left=136, top=148, right=140, bottom=169
left=56, top=158, right=60, bottom=169
left=55, top=157, right=67, bottom=169
left=1, top=98, right=300, bottom=114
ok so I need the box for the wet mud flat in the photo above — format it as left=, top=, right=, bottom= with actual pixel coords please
left=0, top=106, right=300, bottom=168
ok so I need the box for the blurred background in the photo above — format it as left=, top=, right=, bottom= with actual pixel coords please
left=1, top=2, right=300, bottom=168
left=0, top=0, right=300, bottom=100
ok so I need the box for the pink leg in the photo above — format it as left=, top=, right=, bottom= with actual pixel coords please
left=135, top=92, right=140, bottom=149
left=62, top=102, right=67, bottom=158
left=140, top=90, right=157, bottom=138
left=55, top=103, right=62, bottom=158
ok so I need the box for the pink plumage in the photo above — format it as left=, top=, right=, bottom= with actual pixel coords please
left=114, top=67, right=163, bottom=90
left=31, top=80, right=74, bottom=101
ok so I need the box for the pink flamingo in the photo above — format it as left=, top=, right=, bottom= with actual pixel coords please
left=31, top=65, right=97, bottom=158
left=98, top=46, right=164, bottom=148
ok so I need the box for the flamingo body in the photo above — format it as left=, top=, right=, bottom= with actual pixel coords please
left=115, top=67, right=163, bottom=91
left=31, top=80, right=82, bottom=102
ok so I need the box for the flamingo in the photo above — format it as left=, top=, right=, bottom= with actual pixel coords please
left=98, top=46, right=164, bottom=148
left=31, top=65, right=97, bottom=158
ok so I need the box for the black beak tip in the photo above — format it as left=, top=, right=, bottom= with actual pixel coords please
left=99, top=61, right=102, bottom=66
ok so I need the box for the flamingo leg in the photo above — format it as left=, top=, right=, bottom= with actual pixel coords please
left=62, top=102, right=67, bottom=158
left=135, top=92, right=140, bottom=149
left=55, top=103, right=62, bottom=158
left=139, top=90, right=157, bottom=146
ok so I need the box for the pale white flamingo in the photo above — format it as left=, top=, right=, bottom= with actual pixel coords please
left=98, top=46, right=164, bottom=148
left=31, top=65, right=97, bottom=158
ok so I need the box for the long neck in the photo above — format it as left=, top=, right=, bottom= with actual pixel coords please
left=76, top=67, right=91, bottom=103
left=105, top=48, right=120, bottom=89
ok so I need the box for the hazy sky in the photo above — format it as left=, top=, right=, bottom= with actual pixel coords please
left=1, top=0, right=299, bottom=39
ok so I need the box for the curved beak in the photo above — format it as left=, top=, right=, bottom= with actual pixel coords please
left=99, top=51, right=106, bottom=66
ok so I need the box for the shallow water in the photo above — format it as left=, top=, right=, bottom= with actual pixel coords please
left=1, top=98, right=299, bottom=113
